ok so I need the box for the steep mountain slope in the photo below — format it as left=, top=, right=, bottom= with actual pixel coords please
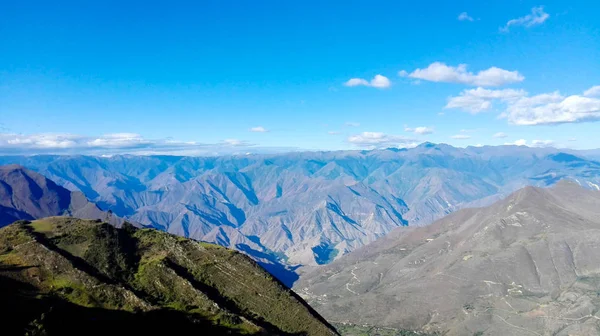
left=0, top=165, right=115, bottom=227
left=296, top=181, right=600, bottom=335
left=1, top=144, right=599, bottom=267
left=0, top=217, right=338, bottom=335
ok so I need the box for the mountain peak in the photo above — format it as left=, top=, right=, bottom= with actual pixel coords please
left=0, top=165, right=116, bottom=227
left=417, top=141, right=437, bottom=148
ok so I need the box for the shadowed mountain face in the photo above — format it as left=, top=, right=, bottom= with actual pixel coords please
left=296, top=181, right=600, bottom=336
left=0, top=165, right=115, bottom=227
left=0, top=217, right=338, bottom=336
left=1, top=144, right=599, bottom=269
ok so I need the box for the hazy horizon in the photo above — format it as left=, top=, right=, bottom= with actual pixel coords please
left=1, top=141, right=599, bottom=157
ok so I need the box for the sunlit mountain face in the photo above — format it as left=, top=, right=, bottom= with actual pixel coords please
left=297, top=181, right=600, bottom=335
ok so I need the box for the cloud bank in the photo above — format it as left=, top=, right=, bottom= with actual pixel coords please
left=0, top=133, right=263, bottom=155
left=400, top=62, right=524, bottom=87
left=445, top=88, right=527, bottom=113
left=504, top=139, right=555, bottom=147
left=446, top=85, right=600, bottom=125
left=347, top=132, right=416, bottom=148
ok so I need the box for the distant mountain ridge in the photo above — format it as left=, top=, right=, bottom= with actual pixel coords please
left=296, top=181, right=600, bottom=335
left=1, top=144, right=599, bottom=272
left=0, top=165, right=117, bottom=227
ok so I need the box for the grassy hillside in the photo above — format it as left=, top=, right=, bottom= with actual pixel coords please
left=0, top=217, right=338, bottom=335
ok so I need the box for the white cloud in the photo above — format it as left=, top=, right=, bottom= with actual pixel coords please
left=505, top=91, right=600, bottom=125
left=568, top=137, right=577, bottom=142
left=458, top=12, right=474, bottom=21
left=221, top=139, right=250, bottom=147
left=445, top=87, right=527, bottom=113
left=451, top=134, right=471, bottom=139
left=398, top=70, right=409, bottom=77
left=510, top=91, right=564, bottom=107
left=501, top=6, right=549, bottom=32
left=414, top=127, right=434, bottom=135
left=0, top=132, right=257, bottom=155
left=344, top=78, right=369, bottom=87
left=447, top=86, right=600, bottom=125
left=347, top=132, right=416, bottom=148
left=404, top=126, right=434, bottom=135
left=501, top=139, right=555, bottom=148
left=493, top=132, right=508, bottom=138
left=250, top=126, right=268, bottom=133
left=345, top=122, right=360, bottom=127
left=531, top=139, right=554, bottom=147
left=87, top=133, right=152, bottom=148
left=344, top=74, right=391, bottom=89
left=370, top=75, right=391, bottom=88
left=404, top=62, right=524, bottom=87
left=327, top=131, right=340, bottom=135
left=584, top=85, right=600, bottom=97
left=5, top=133, right=82, bottom=149
left=505, top=139, right=527, bottom=146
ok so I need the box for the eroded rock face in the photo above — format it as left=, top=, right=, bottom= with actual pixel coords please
left=296, top=181, right=600, bottom=335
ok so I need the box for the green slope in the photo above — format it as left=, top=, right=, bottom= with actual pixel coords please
left=0, top=217, right=338, bottom=336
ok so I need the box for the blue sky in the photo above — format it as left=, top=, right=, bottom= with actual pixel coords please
left=1, top=0, right=600, bottom=155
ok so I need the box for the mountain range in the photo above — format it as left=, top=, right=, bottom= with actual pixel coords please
left=1, top=144, right=599, bottom=281
left=296, top=181, right=600, bottom=335
left=2, top=145, right=600, bottom=335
